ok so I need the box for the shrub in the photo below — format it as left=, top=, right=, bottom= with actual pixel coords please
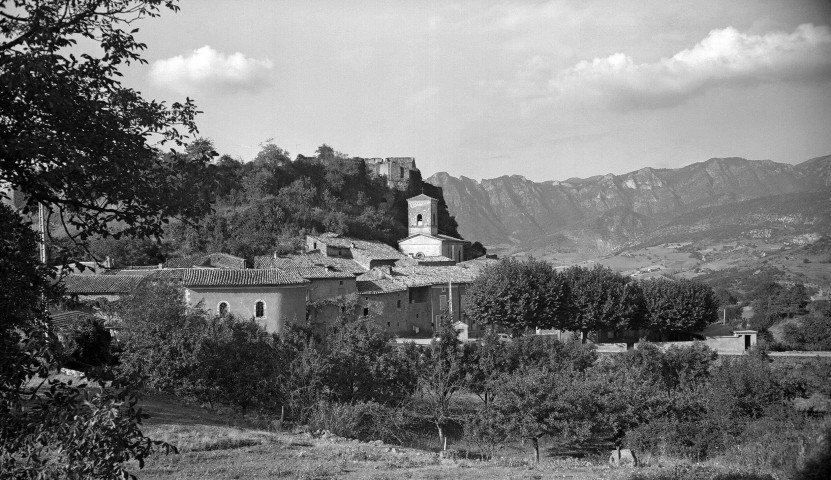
left=308, top=401, right=407, bottom=443
left=62, top=316, right=114, bottom=371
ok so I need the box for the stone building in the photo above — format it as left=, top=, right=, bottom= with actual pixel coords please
left=398, top=194, right=466, bottom=262
left=181, top=269, right=308, bottom=334
left=364, top=157, right=418, bottom=189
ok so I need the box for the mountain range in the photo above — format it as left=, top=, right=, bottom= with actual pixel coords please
left=427, top=155, right=831, bottom=258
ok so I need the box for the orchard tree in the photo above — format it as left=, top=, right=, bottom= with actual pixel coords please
left=466, top=257, right=573, bottom=336
left=563, top=265, right=644, bottom=342
left=418, top=313, right=467, bottom=449
left=640, top=279, right=719, bottom=340
left=1, top=1, right=210, bottom=476
left=492, top=368, right=596, bottom=463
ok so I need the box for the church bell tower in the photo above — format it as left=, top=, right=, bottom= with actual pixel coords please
left=407, top=194, right=438, bottom=237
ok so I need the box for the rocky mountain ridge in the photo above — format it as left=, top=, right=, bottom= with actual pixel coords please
left=427, top=155, right=831, bottom=256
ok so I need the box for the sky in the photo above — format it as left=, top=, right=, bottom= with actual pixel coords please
left=122, top=0, right=831, bottom=182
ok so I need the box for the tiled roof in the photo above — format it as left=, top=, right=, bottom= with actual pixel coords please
left=164, top=255, right=209, bottom=268
left=390, top=265, right=478, bottom=286
left=277, top=266, right=354, bottom=279
left=399, top=233, right=465, bottom=243
left=408, top=194, right=436, bottom=202
left=255, top=253, right=367, bottom=275
left=357, top=278, right=408, bottom=294
left=164, top=253, right=246, bottom=269
left=315, top=233, right=354, bottom=248
left=63, top=274, right=146, bottom=294
left=113, top=269, right=157, bottom=276
left=181, top=269, right=309, bottom=287
left=349, top=238, right=407, bottom=262
left=206, top=253, right=247, bottom=269
left=50, top=310, right=93, bottom=332
left=457, top=257, right=500, bottom=274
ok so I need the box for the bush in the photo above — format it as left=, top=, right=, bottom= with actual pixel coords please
left=62, top=316, right=114, bottom=371
left=308, top=401, right=407, bottom=443
left=796, top=425, right=831, bottom=480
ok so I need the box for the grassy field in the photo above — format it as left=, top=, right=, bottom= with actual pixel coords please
left=131, top=395, right=787, bottom=480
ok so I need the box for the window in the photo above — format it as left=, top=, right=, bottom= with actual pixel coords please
left=397, top=299, right=402, bottom=309
left=363, top=307, right=369, bottom=317
left=218, top=302, right=229, bottom=316
left=439, top=295, right=447, bottom=311
left=387, top=322, right=391, bottom=327
left=416, top=213, right=423, bottom=226
left=339, top=280, right=343, bottom=285
left=255, top=301, right=264, bottom=318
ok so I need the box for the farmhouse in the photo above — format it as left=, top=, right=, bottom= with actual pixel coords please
left=180, top=268, right=308, bottom=334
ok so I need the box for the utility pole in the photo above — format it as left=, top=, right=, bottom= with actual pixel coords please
left=38, top=202, right=47, bottom=265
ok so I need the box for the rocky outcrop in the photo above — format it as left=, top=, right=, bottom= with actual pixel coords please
left=427, top=156, right=831, bottom=255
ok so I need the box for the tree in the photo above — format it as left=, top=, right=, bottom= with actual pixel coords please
left=62, top=316, right=114, bottom=371
left=492, top=368, right=596, bottom=463
left=563, top=265, right=644, bottom=342
left=324, top=317, right=417, bottom=406
left=640, top=279, right=718, bottom=339
left=0, top=203, right=174, bottom=477
left=418, top=313, right=467, bottom=449
left=466, top=257, right=572, bottom=337
left=1, top=3, right=212, bottom=475
left=116, top=281, right=210, bottom=394
left=1, top=0, right=212, bottom=245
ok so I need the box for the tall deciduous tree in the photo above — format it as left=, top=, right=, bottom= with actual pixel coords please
left=1, top=0, right=212, bottom=245
left=1, top=1, right=208, bottom=476
left=563, top=265, right=644, bottom=342
left=466, top=257, right=572, bottom=337
left=640, top=279, right=719, bottom=339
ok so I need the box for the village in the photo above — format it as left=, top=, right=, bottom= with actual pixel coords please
left=3, top=3, right=830, bottom=479
left=54, top=165, right=761, bottom=356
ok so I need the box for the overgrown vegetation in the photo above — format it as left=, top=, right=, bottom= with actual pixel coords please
left=110, top=280, right=830, bottom=477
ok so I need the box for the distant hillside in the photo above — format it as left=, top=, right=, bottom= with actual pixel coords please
left=428, top=155, right=831, bottom=257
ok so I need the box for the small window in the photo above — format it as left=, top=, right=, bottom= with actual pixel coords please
left=397, top=299, right=402, bottom=309
left=218, top=302, right=229, bottom=316
left=313, top=242, right=317, bottom=249
left=339, top=280, right=343, bottom=285
left=363, top=307, right=369, bottom=317
left=387, top=322, right=391, bottom=327
left=255, top=301, right=264, bottom=318
left=416, top=214, right=423, bottom=226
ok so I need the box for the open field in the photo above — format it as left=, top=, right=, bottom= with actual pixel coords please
left=131, top=394, right=805, bottom=480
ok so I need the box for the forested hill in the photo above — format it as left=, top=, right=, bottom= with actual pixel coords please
left=69, top=142, right=467, bottom=266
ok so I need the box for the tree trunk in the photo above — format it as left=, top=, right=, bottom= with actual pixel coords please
left=436, top=423, right=445, bottom=449
left=531, top=437, right=540, bottom=463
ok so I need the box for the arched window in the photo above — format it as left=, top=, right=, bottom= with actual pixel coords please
left=218, top=302, right=229, bottom=316
left=255, top=301, right=265, bottom=318
left=416, top=213, right=423, bottom=226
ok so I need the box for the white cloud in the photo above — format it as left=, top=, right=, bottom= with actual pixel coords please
left=149, top=46, right=273, bottom=94
left=549, top=23, right=831, bottom=109
left=405, top=86, right=440, bottom=109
